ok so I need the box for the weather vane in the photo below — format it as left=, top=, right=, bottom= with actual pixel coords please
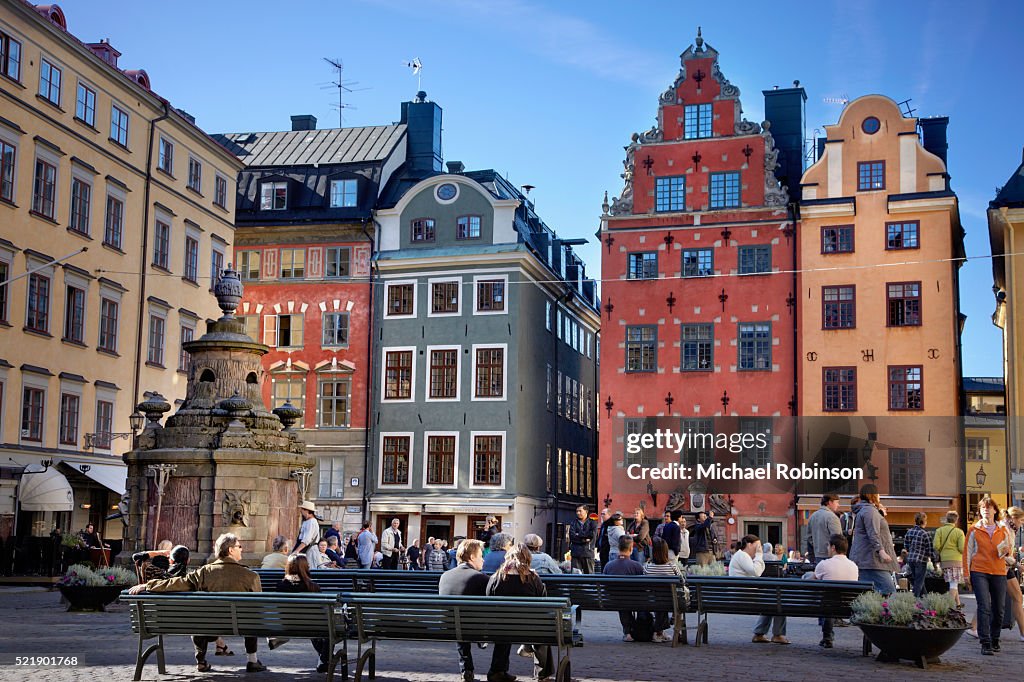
left=404, top=57, right=423, bottom=91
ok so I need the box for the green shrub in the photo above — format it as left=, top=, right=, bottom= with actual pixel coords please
left=921, top=591, right=955, bottom=617
left=851, top=589, right=967, bottom=629
left=851, top=590, right=884, bottom=623
left=59, top=563, right=136, bottom=587
left=687, top=561, right=726, bottom=576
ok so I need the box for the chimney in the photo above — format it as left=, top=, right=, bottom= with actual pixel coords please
left=446, top=161, right=465, bottom=174
left=176, top=109, right=196, bottom=125
left=400, top=92, right=443, bottom=173
left=918, top=116, right=949, bottom=167
left=763, top=83, right=807, bottom=205
left=291, top=115, right=317, bottom=131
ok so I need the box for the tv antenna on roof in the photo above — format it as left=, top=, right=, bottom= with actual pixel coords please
left=897, top=98, right=917, bottom=117
left=322, top=58, right=370, bottom=127
left=823, top=95, right=849, bottom=107
left=404, top=58, right=423, bottom=91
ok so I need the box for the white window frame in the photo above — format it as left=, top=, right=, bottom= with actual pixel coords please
left=316, top=372, right=352, bottom=428
left=187, top=155, right=202, bottom=192
left=38, top=56, right=62, bottom=106
left=32, top=144, right=61, bottom=220
left=19, top=372, right=49, bottom=446
left=68, top=168, right=93, bottom=236
left=183, top=227, right=201, bottom=283
left=97, top=281, right=122, bottom=353
left=103, top=180, right=127, bottom=249
left=380, top=345, right=417, bottom=403
left=427, top=277, right=462, bottom=318
left=75, top=80, right=96, bottom=127
left=321, top=311, right=350, bottom=348
left=383, top=279, right=417, bottom=319
left=62, top=267, right=90, bottom=345
left=110, top=102, right=130, bottom=147
left=329, top=178, right=358, bottom=207
left=214, top=173, right=228, bottom=208
left=317, top=455, right=347, bottom=498
left=263, top=313, right=304, bottom=349
left=157, top=136, right=174, bottom=175
left=472, top=273, right=509, bottom=316
left=425, top=344, right=461, bottom=402
left=422, top=431, right=460, bottom=489
left=0, top=126, right=20, bottom=204
left=378, top=431, right=414, bottom=489
left=147, top=305, right=168, bottom=366
left=470, top=342, right=508, bottom=402
left=469, top=430, right=507, bottom=489
left=270, top=370, right=306, bottom=412
left=260, top=180, right=288, bottom=210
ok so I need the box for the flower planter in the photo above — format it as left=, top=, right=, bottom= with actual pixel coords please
left=58, top=585, right=126, bottom=612
left=857, top=622, right=967, bottom=669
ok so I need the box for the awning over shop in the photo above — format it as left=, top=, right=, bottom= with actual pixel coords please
left=69, top=462, right=126, bottom=495
left=18, top=465, right=74, bottom=511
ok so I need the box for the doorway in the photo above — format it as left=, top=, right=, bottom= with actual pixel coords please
left=421, top=515, right=455, bottom=546
left=744, top=520, right=783, bottom=550
left=375, top=513, right=409, bottom=551
left=467, top=515, right=503, bottom=543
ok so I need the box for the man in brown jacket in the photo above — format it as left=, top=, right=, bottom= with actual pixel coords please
left=127, top=532, right=265, bottom=673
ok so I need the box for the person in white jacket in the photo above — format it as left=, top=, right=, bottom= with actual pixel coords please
left=728, top=534, right=788, bottom=644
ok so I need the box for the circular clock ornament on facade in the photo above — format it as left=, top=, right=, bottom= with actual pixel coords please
left=861, top=116, right=881, bottom=134
left=436, top=183, right=458, bottom=202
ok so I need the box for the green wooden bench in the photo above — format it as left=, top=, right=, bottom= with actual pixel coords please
left=686, top=576, right=873, bottom=647
left=341, top=592, right=575, bottom=682
left=255, top=568, right=444, bottom=594
left=121, top=592, right=347, bottom=681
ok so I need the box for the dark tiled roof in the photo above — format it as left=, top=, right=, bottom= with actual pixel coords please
left=213, top=125, right=406, bottom=167
left=992, top=156, right=1024, bottom=209
left=963, top=377, right=1004, bottom=393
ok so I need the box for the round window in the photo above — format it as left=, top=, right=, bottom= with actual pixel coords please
left=861, top=116, right=881, bottom=134
left=436, top=183, right=458, bottom=201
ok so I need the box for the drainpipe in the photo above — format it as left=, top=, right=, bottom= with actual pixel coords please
left=788, top=199, right=800, bottom=548
left=363, top=219, right=378, bottom=522
left=132, top=101, right=171, bottom=410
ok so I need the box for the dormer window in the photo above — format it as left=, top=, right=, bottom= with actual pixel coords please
left=411, top=218, right=435, bottom=242
left=684, top=103, right=712, bottom=139
left=457, top=216, right=481, bottom=240
left=260, top=181, right=287, bottom=210
left=330, top=179, right=358, bottom=207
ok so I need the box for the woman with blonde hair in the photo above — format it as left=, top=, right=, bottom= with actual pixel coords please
left=485, top=544, right=553, bottom=681
left=965, top=496, right=1013, bottom=655
left=934, top=510, right=966, bottom=607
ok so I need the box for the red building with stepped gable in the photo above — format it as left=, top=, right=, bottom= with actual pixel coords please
left=597, top=30, right=804, bottom=552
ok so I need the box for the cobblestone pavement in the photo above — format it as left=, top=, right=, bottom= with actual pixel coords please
left=0, top=587, right=1018, bottom=682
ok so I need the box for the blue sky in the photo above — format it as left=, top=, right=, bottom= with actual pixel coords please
left=61, top=0, right=1023, bottom=377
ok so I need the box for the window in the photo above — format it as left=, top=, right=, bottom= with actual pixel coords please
left=889, top=365, right=923, bottom=410
left=153, top=221, right=170, bottom=269
left=546, top=364, right=552, bottom=411
left=59, top=393, right=79, bottom=445
left=325, top=247, right=350, bottom=278
left=431, top=281, right=459, bottom=314
left=0, top=31, right=22, bottom=81
left=94, top=400, right=113, bottom=449
left=38, top=59, right=61, bottom=106
left=26, top=273, right=49, bottom=333
left=655, top=176, right=685, bottom=212
left=822, top=449, right=859, bottom=495
left=473, top=434, right=503, bottom=485
left=21, top=387, right=44, bottom=441
left=75, top=83, right=95, bottom=125
left=210, top=247, right=224, bottom=287
left=890, top=449, right=925, bottom=495
left=710, top=172, right=740, bottom=209
left=68, top=178, right=91, bottom=235
left=822, top=225, right=854, bottom=253
left=260, top=181, right=287, bottom=210
left=411, top=218, right=435, bottom=242
left=329, top=179, right=357, bottom=207
left=214, top=174, right=228, bottom=208
left=682, top=418, right=715, bottom=466
left=857, top=161, right=884, bottom=191
left=63, top=285, right=85, bottom=343
left=474, top=348, right=504, bottom=398
left=387, top=283, right=414, bottom=315
left=739, top=418, right=772, bottom=468
left=476, top=279, right=505, bottom=312
left=684, top=103, right=712, bottom=139
left=269, top=314, right=303, bottom=348
left=887, top=282, right=921, bottom=327
left=32, top=159, right=57, bottom=219
left=318, top=456, right=346, bottom=497
left=183, top=236, right=199, bottom=283
left=104, top=196, right=123, bottom=248
left=110, top=105, right=129, bottom=146
left=625, top=325, right=656, bottom=372
left=886, top=221, right=919, bottom=250
left=738, top=322, right=771, bottom=370
left=98, top=298, right=118, bottom=352
left=967, top=438, right=989, bottom=461
left=384, top=351, right=413, bottom=400
left=280, top=248, right=305, bottom=278
left=237, top=250, right=260, bottom=280
left=382, top=436, right=411, bottom=485
left=272, top=375, right=305, bottom=410
left=682, top=248, right=713, bottom=277
left=319, top=378, right=351, bottom=427
left=427, top=349, right=459, bottom=399
left=822, top=285, right=856, bottom=329
left=0, top=140, right=14, bottom=202
left=239, top=314, right=258, bottom=340
left=823, top=367, right=857, bottom=411
left=627, top=252, right=657, bottom=280
left=738, top=245, right=771, bottom=274
left=177, top=325, right=194, bottom=372
left=157, top=137, right=173, bottom=174
left=457, top=215, right=481, bottom=239
left=426, top=435, right=456, bottom=485
left=681, top=323, right=713, bottom=371
left=147, top=314, right=165, bottom=365
left=625, top=419, right=655, bottom=466
left=322, top=312, right=349, bottom=347
left=0, top=260, right=7, bottom=322
left=187, top=157, right=202, bottom=192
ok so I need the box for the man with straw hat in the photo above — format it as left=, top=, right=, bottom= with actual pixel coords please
left=294, top=501, right=322, bottom=568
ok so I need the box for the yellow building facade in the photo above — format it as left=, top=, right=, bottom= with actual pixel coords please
left=963, top=378, right=1007, bottom=517
left=797, top=95, right=964, bottom=529
left=0, top=2, right=242, bottom=546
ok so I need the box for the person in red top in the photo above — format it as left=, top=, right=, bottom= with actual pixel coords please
left=964, top=496, right=1014, bottom=655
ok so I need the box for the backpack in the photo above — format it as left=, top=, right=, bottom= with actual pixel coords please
left=630, top=611, right=655, bottom=642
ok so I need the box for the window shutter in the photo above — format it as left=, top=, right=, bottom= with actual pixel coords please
left=264, top=314, right=277, bottom=347
left=292, top=314, right=304, bottom=347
